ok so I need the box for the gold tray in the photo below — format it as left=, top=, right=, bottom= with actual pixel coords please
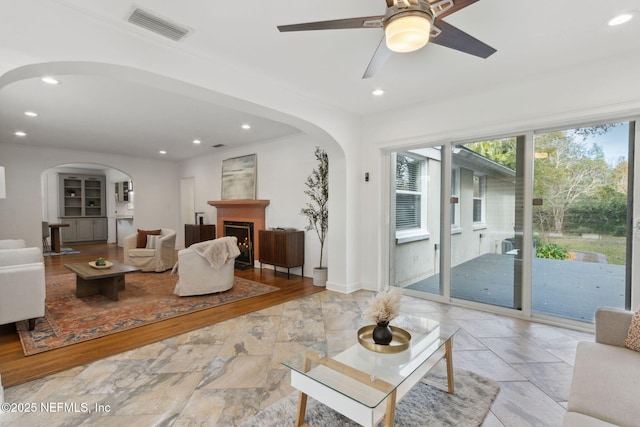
left=89, top=260, right=113, bottom=269
left=357, top=325, right=411, bottom=354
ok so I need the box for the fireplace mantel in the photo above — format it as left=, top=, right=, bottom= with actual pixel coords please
left=208, top=199, right=270, bottom=259
left=208, top=200, right=270, bottom=209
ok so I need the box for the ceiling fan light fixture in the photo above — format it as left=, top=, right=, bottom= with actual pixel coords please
left=385, top=13, right=432, bottom=53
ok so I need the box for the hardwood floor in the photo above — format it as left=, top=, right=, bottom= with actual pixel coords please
left=0, top=243, right=324, bottom=388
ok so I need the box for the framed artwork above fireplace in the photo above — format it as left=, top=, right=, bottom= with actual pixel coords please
left=221, top=154, right=256, bottom=200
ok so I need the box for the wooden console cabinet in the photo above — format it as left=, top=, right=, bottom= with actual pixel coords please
left=185, top=224, right=216, bottom=247
left=258, top=229, right=304, bottom=278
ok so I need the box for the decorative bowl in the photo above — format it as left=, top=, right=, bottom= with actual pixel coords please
left=89, top=260, right=113, bottom=269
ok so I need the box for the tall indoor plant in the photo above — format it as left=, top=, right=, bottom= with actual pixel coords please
left=301, top=146, right=329, bottom=286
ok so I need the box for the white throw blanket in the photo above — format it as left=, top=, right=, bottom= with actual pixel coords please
left=189, top=236, right=240, bottom=269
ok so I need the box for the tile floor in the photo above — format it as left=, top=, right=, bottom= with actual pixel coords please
left=0, top=290, right=593, bottom=426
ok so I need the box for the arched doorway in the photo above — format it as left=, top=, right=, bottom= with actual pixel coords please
left=41, top=163, right=134, bottom=252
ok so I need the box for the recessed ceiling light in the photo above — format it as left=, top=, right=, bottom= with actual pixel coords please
left=14, top=131, right=26, bottom=137
left=241, top=124, right=251, bottom=130
left=24, top=111, right=38, bottom=117
left=159, top=150, right=167, bottom=155
left=372, top=88, right=385, bottom=96
left=193, top=139, right=201, bottom=144
left=41, top=76, right=60, bottom=85
left=608, top=13, right=634, bottom=26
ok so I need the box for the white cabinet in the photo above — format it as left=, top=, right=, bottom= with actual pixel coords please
left=115, top=181, right=132, bottom=202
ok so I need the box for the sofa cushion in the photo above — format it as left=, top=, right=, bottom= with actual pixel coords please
left=0, top=247, right=44, bottom=267
left=128, top=248, right=156, bottom=258
left=563, top=412, right=619, bottom=427
left=136, top=229, right=161, bottom=248
left=624, top=306, right=640, bottom=352
left=146, top=235, right=160, bottom=249
left=567, top=341, right=640, bottom=427
left=0, top=239, right=26, bottom=249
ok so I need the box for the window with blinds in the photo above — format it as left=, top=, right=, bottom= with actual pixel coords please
left=473, top=175, right=486, bottom=223
left=396, top=154, right=424, bottom=230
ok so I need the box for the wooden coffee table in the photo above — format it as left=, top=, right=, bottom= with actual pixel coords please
left=64, top=261, right=141, bottom=301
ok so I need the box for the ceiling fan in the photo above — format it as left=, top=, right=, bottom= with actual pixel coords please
left=278, top=0, right=496, bottom=79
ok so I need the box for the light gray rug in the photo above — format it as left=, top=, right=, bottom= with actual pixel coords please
left=241, top=365, right=500, bottom=427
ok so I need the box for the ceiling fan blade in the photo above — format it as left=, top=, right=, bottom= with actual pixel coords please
left=432, top=0, right=480, bottom=19
left=362, top=36, right=393, bottom=79
left=430, top=19, right=496, bottom=58
left=278, top=16, right=384, bottom=32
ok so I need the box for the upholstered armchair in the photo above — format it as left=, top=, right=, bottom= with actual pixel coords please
left=0, top=239, right=46, bottom=330
left=123, top=228, right=176, bottom=272
left=173, top=236, right=240, bottom=296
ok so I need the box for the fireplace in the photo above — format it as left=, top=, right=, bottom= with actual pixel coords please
left=207, top=199, right=270, bottom=261
left=224, top=221, right=254, bottom=269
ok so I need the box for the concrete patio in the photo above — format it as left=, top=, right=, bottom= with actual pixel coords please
left=405, top=253, right=626, bottom=323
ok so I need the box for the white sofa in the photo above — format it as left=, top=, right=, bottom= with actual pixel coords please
left=564, top=307, right=640, bottom=427
left=123, top=228, right=176, bottom=272
left=173, top=236, right=240, bottom=296
left=0, top=239, right=46, bottom=330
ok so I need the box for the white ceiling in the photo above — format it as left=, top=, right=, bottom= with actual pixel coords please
left=0, top=0, right=638, bottom=161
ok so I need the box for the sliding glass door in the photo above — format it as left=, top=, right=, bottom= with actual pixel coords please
left=532, top=123, right=632, bottom=321
left=389, top=120, right=634, bottom=324
left=449, top=137, right=525, bottom=310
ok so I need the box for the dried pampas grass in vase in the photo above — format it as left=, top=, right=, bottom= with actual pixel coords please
left=364, top=286, right=402, bottom=345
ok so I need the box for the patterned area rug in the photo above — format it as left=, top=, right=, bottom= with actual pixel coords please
left=43, top=247, right=80, bottom=256
left=241, top=365, right=499, bottom=427
left=17, top=272, right=279, bottom=356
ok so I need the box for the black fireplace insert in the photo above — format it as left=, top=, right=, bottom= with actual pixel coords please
left=223, top=221, right=254, bottom=269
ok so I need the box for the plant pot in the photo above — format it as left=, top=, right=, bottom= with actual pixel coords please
left=312, top=267, right=328, bottom=287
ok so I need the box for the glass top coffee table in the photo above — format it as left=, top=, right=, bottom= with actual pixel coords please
left=283, top=314, right=459, bottom=427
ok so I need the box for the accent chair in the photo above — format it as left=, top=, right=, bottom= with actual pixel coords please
left=123, top=228, right=176, bottom=272
left=173, top=236, right=240, bottom=296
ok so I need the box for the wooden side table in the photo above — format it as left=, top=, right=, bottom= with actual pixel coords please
left=49, top=223, right=70, bottom=253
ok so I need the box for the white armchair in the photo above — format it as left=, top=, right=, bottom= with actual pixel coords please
left=123, top=228, right=176, bottom=272
left=173, top=236, right=240, bottom=296
left=0, top=239, right=46, bottom=330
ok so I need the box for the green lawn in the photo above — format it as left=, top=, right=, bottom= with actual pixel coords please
left=544, top=235, right=627, bottom=265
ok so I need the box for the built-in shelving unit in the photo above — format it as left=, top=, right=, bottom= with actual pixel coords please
left=59, top=173, right=107, bottom=242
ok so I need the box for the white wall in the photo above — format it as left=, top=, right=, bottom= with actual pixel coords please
left=0, top=143, right=179, bottom=248
left=179, top=133, right=324, bottom=276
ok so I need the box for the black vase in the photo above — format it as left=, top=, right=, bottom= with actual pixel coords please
left=372, top=321, right=393, bottom=345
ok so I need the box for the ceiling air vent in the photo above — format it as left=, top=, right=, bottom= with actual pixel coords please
left=127, top=8, right=189, bottom=41
left=212, top=144, right=226, bottom=148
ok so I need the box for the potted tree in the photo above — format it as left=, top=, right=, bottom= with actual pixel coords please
left=301, top=146, right=329, bottom=286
